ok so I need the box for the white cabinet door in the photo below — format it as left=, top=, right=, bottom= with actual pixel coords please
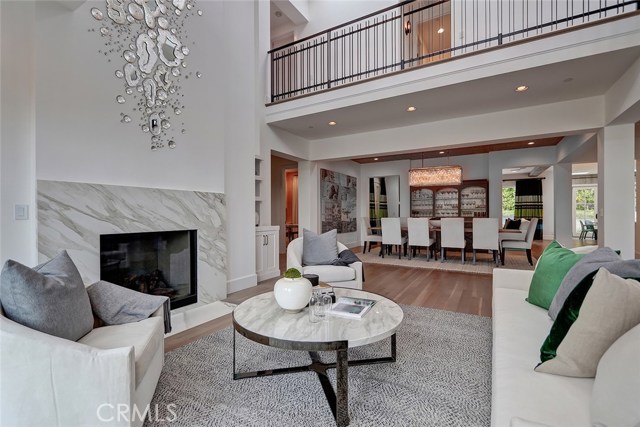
left=256, top=226, right=280, bottom=282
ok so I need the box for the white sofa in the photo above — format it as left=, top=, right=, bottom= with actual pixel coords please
left=492, top=268, right=593, bottom=427
left=287, top=237, right=363, bottom=289
left=0, top=304, right=165, bottom=427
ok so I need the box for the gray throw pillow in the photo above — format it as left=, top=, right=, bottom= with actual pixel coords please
left=548, top=247, right=624, bottom=320
left=87, top=280, right=167, bottom=325
left=0, top=250, right=93, bottom=341
left=302, top=229, right=338, bottom=266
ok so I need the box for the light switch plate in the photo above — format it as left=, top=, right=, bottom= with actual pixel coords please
left=14, top=204, right=29, bottom=220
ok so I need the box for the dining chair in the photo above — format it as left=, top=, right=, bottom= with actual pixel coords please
left=578, top=220, right=587, bottom=240
left=501, top=217, right=538, bottom=266
left=407, top=217, right=436, bottom=260
left=440, top=218, right=466, bottom=264
left=472, top=218, right=499, bottom=266
left=359, top=216, right=382, bottom=253
left=381, top=217, right=407, bottom=259
left=584, top=219, right=597, bottom=240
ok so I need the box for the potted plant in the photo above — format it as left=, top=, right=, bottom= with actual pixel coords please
left=274, top=268, right=312, bottom=313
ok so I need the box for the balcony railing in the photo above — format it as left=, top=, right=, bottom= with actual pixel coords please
left=269, top=0, right=639, bottom=103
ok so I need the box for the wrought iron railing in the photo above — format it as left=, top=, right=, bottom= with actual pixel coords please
left=269, top=0, right=639, bottom=103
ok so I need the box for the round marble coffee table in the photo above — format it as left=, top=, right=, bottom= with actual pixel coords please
left=232, top=288, right=404, bottom=427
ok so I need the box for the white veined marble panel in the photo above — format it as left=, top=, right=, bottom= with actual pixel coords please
left=37, top=180, right=227, bottom=303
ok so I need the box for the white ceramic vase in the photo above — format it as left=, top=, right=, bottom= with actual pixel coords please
left=274, top=277, right=312, bottom=313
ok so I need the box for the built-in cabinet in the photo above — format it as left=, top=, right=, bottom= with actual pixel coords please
left=255, top=156, right=263, bottom=226
left=410, top=180, right=488, bottom=218
left=256, top=225, right=280, bottom=282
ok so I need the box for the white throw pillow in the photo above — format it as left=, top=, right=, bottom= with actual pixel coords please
left=591, top=323, right=640, bottom=427
left=535, top=268, right=640, bottom=377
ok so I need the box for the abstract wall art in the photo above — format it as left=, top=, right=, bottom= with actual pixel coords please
left=89, top=0, right=204, bottom=151
left=320, top=168, right=357, bottom=233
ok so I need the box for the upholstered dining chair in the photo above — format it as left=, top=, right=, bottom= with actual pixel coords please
left=381, top=217, right=407, bottom=259
left=472, top=218, right=499, bottom=266
left=501, top=217, right=538, bottom=266
left=359, top=217, right=382, bottom=253
left=440, top=218, right=466, bottom=264
left=407, top=217, right=436, bottom=260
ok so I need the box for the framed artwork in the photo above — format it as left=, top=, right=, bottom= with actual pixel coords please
left=320, top=169, right=357, bottom=233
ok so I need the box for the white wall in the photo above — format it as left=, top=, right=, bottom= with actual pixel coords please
left=35, top=0, right=225, bottom=192
left=0, top=1, right=37, bottom=265
left=1, top=0, right=262, bottom=293
left=296, top=0, right=397, bottom=39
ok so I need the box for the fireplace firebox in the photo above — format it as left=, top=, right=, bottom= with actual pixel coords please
left=100, top=230, right=197, bottom=309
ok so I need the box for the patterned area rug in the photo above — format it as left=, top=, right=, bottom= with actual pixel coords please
left=146, top=305, right=492, bottom=427
left=358, top=248, right=535, bottom=274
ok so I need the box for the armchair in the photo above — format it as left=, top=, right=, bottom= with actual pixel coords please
left=287, top=237, right=363, bottom=289
left=0, top=302, right=165, bottom=427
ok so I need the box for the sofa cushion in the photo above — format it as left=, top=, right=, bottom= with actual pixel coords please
left=492, top=286, right=592, bottom=427
left=302, top=229, right=339, bottom=266
left=527, top=241, right=583, bottom=310
left=548, top=247, right=621, bottom=320
left=536, top=268, right=640, bottom=377
left=303, top=265, right=355, bottom=283
left=0, top=251, right=93, bottom=341
left=591, top=323, right=640, bottom=427
left=78, top=316, right=164, bottom=387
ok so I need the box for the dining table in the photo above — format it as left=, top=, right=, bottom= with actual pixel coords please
left=369, top=223, right=522, bottom=259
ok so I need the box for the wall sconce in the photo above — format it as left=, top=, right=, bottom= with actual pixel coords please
left=404, top=20, right=412, bottom=35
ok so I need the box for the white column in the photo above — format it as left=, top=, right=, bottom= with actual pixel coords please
left=553, top=163, right=573, bottom=248
left=597, top=124, right=636, bottom=259
left=487, top=153, right=503, bottom=218
left=297, top=160, right=319, bottom=233
left=224, top=0, right=258, bottom=292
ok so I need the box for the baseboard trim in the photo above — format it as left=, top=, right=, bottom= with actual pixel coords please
left=257, top=268, right=280, bottom=282
left=227, top=274, right=257, bottom=294
left=543, top=234, right=555, bottom=240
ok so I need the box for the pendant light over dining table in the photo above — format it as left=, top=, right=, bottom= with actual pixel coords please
left=408, top=153, right=463, bottom=186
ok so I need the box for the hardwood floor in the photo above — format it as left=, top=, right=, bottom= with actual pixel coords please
left=165, top=240, right=552, bottom=351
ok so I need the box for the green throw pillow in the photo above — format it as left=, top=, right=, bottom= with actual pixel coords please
left=527, top=241, right=584, bottom=309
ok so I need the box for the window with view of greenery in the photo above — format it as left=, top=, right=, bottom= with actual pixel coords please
left=502, top=186, right=515, bottom=222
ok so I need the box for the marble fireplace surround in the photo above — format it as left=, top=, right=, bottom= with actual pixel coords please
left=37, top=180, right=227, bottom=305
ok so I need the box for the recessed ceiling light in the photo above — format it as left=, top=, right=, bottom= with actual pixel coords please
left=437, top=28, right=444, bottom=34
left=274, top=10, right=283, bottom=17
left=406, top=106, right=417, bottom=112
left=328, top=121, right=337, bottom=126
left=439, top=151, right=445, bottom=154
left=374, top=158, right=379, bottom=161
left=515, top=85, right=529, bottom=92
left=527, top=141, right=535, bottom=145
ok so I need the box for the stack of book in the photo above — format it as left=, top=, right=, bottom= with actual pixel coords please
left=327, top=296, right=376, bottom=319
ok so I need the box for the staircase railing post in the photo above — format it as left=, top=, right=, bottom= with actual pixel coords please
left=400, top=6, right=405, bottom=70
left=326, top=30, right=332, bottom=89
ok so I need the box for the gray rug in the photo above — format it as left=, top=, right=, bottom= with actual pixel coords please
left=146, top=306, right=492, bottom=426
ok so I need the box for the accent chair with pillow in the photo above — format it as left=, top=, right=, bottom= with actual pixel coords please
left=286, top=230, right=363, bottom=289
left=0, top=251, right=166, bottom=427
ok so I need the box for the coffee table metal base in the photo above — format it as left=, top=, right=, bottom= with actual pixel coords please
left=232, top=331, right=397, bottom=427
